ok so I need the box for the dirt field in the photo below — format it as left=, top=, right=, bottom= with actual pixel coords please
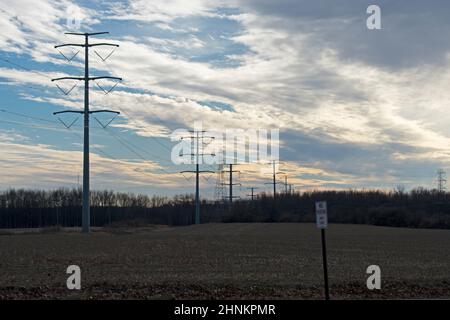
left=0, top=223, right=449, bottom=299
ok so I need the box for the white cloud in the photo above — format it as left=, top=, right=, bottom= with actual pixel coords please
left=108, top=0, right=221, bottom=23
left=0, top=134, right=182, bottom=191
left=2, top=0, right=450, bottom=192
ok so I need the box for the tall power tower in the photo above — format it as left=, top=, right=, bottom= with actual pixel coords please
left=437, top=169, right=447, bottom=192
left=180, top=130, right=215, bottom=224
left=222, top=164, right=241, bottom=205
left=52, top=32, right=122, bottom=233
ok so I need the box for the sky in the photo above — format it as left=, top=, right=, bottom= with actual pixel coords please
left=1, top=0, right=450, bottom=198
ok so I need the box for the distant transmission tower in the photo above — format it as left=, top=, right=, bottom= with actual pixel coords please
left=180, top=130, right=215, bottom=224
left=246, top=187, right=258, bottom=201
left=214, top=164, right=225, bottom=202
left=288, top=184, right=294, bottom=194
left=52, top=32, right=122, bottom=233
left=437, top=169, right=447, bottom=192
left=282, top=174, right=289, bottom=194
left=264, top=160, right=284, bottom=198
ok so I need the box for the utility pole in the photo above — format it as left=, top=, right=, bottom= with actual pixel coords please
left=264, top=160, right=284, bottom=221
left=52, top=32, right=122, bottom=233
left=272, top=160, right=277, bottom=196
left=246, top=187, right=258, bottom=201
left=180, top=130, right=215, bottom=224
left=222, top=164, right=241, bottom=205
left=264, top=160, right=284, bottom=198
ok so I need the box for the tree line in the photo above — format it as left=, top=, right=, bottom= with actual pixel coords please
left=0, top=187, right=449, bottom=229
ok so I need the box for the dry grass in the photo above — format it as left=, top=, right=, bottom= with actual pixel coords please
left=0, top=223, right=449, bottom=299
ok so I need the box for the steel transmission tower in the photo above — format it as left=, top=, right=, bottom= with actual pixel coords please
left=214, top=164, right=225, bottom=202
left=180, top=130, right=215, bottom=224
left=437, top=169, right=447, bottom=193
left=52, top=32, right=122, bottom=233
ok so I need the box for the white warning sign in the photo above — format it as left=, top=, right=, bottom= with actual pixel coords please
left=315, top=201, right=328, bottom=229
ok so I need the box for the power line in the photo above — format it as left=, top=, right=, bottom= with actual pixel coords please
left=1, top=108, right=59, bottom=124
left=50, top=109, right=162, bottom=190
left=0, top=9, right=208, bottom=197
left=0, top=117, right=179, bottom=182
left=90, top=52, right=174, bottom=153
left=0, top=57, right=62, bottom=93
left=69, top=130, right=117, bottom=161
left=0, top=50, right=170, bottom=151
left=0, top=108, right=184, bottom=185
left=0, top=116, right=177, bottom=180
left=1, top=105, right=182, bottom=179
left=0, top=33, right=174, bottom=163
left=0, top=118, right=62, bottom=131
left=0, top=57, right=53, bottom=79
left=90, top=80, right=174, bottom=148
left=72, top=129, right=181, bottom=184
left=91, top=83, right=174, bottom=153
left=100, top=126, right=189, bottom=182
left=0, top=54, right=178, bottom=177
left=104, top=127, right=175, bottom=166
left=110, top=108, right=172, bottom=152
left=0, top=107, right=130, bottom=131
left=0, top=80, right=49, bottom=92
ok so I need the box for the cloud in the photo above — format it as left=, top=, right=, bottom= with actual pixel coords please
left=107, top=0, right=221, bottom=23
left=2, top=0, right=450, bottom=193
left=0, top=132, right=183, bottom=192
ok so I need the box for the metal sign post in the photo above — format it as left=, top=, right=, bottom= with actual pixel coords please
left=315, top=201, right=329, bottom=300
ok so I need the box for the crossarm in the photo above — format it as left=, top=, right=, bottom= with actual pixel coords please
left=53, top=110, right=84, bottom=115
